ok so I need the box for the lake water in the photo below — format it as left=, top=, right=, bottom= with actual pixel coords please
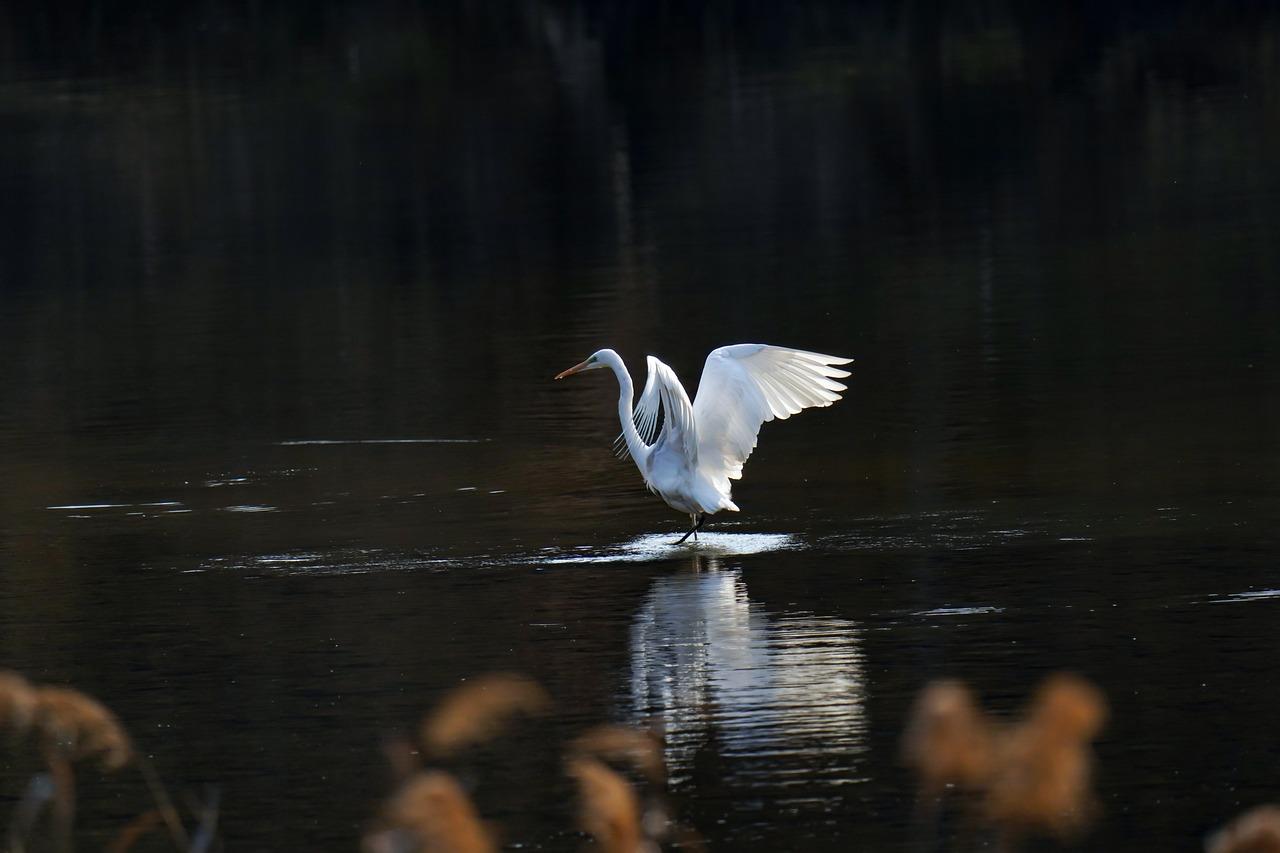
left=1, top=4, right=1279, bottom=850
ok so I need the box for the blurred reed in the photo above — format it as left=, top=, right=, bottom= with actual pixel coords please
left=1207, top=806, right=1280, bottom=853
left=4, top=665, right=1272, bottom=851
left=0, top=669, right=207, bottom=853
left=365, top=675, right=699, bottom=853
left=902, top=680, right=995, bottom=800
left=569, top=726, right=666, bottom=787
left=0, top=673, right=37, bottom=734
left=903, top=671, right=1108, bottom=850
left=31, top=686, right=132, bottom=771
left=565, top=757, right=648, bottom=853
left=419, top=673, right=551, bottom=759
left=364, top=772, right=496, bottom=853
left=365, top=673, right=552, bottom=853
left=105, top=810, right=164, bottom=853
left=566, top=724, right=698, bottom=852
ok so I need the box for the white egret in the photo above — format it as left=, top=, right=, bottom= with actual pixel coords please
left=555, top=344, right=852, bottom=542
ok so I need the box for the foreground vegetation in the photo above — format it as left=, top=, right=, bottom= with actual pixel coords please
left=0, top=669, right=1275, bottom=851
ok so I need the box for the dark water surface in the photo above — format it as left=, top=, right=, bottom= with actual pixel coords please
left=2, top=4, right=1280, bottom=850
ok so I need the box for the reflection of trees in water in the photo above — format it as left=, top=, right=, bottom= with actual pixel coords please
left=1, top=1, right=1278, bottom=511
left=628, top=558, right=866, bottom=790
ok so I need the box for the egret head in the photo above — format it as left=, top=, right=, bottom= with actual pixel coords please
left=555, top=350, right=611, bottom=380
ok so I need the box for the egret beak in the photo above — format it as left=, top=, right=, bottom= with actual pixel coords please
left=555, top=359, right=593, bottom=380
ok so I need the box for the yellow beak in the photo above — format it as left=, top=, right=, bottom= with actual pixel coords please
left=554, top=359, right=593, bottom=380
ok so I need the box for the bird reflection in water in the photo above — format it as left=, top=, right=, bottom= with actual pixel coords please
left=628, top=555, right=867, bottom=796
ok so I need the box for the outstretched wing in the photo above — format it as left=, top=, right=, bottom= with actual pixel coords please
left=615, top=356, right=698, bottom=465
left=692, top=344, right=851, bottom=488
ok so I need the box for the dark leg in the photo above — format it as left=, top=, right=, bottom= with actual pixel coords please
left=675, top=514, right=706, bottom=545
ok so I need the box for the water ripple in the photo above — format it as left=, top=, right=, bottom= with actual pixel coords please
left=1210, top=589, right=1280, bottom=604
left=547, top=532, right=796, bottom=565
left=914, top=605, right=1004, bottom=617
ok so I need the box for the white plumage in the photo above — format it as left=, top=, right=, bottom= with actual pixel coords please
left=556, top=344, right=852, bottom=540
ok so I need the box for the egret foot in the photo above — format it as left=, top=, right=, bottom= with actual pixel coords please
left=675, top=514, right=707, bottom=545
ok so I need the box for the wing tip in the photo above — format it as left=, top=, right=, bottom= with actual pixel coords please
left=790, top=349, right=853, bottom=364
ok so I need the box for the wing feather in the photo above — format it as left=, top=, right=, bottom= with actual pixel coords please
left=614, top=356, right=662, bottom=459
left=652, top=357, right=698, bottom=465
left=615, top=356, right=697, bottom=465
left=692, top=344, right=851, bottom=488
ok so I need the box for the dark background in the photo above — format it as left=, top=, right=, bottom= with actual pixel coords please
left=1, top=2, right=1278, bottom=850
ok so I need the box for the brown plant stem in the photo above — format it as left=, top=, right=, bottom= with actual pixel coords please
left=106, top=810, right=164, bottom=853
left=44, top=750, right=76, bottom=853
left=136, top=755, right=192, bottom=851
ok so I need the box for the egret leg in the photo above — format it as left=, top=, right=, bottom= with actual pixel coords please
left=675, top=514, right=706, bottom=545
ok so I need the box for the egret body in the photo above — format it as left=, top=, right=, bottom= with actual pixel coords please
left=555, top=345, right=852, bottom=542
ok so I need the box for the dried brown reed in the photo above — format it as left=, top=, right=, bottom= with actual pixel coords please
left=902, top=679, right=995, bottom=798
left=32, top=685, right=133, bottom=770
left=903, top=672, right=1107, bottom=848
left=1024, top=673, right=1107, bottom=743
left=1207, top=806, right=1280, bottom=853
left=366, top=771, right=496, bottom=853
left=0, top=670, right=37, bottom=732
left=420, top=674, right=551, bottom=758
left=0, top=679, right=140, bottom=853
left=569, top=725, right=666, bottom=786
left=568, top=724, right=691, bottom=849
left=566, top=757, right=647, bottom=853
left=366, top=674, right=554, bottom=853
left=106, top=809, right=165, bottom=853
left=983, top=673, right=1107, bottom=840
left=0, top=672, right=209, bottom=851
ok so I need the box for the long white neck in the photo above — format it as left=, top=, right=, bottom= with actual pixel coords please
left=598, top=349, right=650, bottom=470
